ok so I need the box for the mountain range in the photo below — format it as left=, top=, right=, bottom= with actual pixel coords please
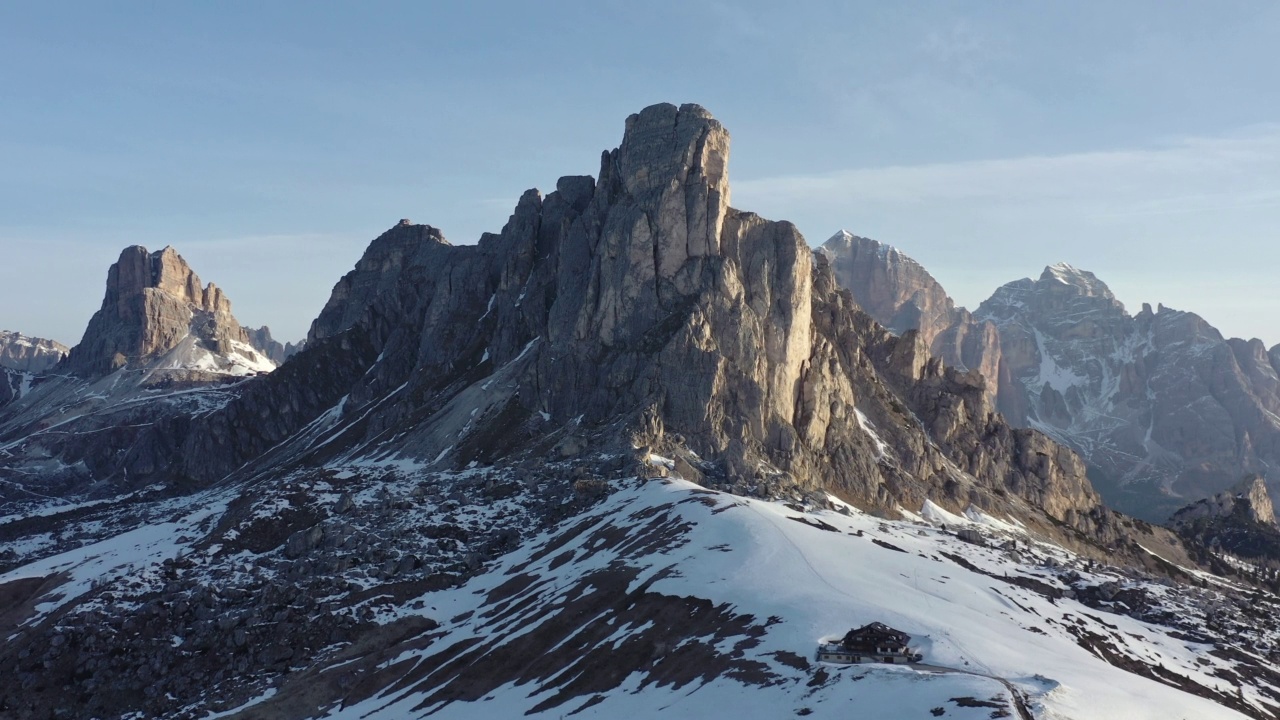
left=821, top=231, right=1280, bottom=522
left=2, top=104, right=1279, bottom=719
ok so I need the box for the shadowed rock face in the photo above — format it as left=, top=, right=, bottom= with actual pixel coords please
left=0, top=332, right=67, bottom=373
left=818, top=231, right=1002, bottom=405
left=61, top=245, right=270, bottom=377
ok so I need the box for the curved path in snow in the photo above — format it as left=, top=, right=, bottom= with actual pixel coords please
left=911, top=664, right=1035, bottom=720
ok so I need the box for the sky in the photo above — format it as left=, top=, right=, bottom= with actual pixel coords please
left=3, top=2, right=1280, bottom=346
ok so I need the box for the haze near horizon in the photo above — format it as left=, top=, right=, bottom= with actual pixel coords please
left=3, top=2, right=1279, bottom=346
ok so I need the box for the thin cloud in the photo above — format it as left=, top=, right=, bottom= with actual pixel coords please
left=734, top=124, right=1280, bottom=217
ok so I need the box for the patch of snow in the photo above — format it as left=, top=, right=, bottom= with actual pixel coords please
left=854, top=408, right=890, bottom=459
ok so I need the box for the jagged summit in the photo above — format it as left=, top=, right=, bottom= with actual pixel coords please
left=307, top=222, right=450, bottom=344
left=1039, top=262, right=1117, bottom=300
left=0, top=330, right=67, bottom=373
left=818, top=231, right=953, bottom=336
left=824, top=230, right=926, bottom=272
left=980, top=264, right=1125, bottom=323
left=62, top=244, right=275, bottom=378
left=159, top=101, right=1140, bottom=550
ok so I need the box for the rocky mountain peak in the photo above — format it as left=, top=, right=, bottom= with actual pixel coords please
left=817, top=231, right=1002, bottom=404
left=981, top=264, right=1124, bottom=324
left=62, top=244, right=274, bottom=378
left=818, top=231, right=953, bottom=335
left=156, top=102, right=1123, bottom=550
left=0, top=331, right=68, bottom=373
left=307, top=222, right=450, bottom=344
left=976, top=259, right=1280, bottom=519
left=1039, top=262, right=1115, bottom=300
left=604, top=101, right=731, bottom=311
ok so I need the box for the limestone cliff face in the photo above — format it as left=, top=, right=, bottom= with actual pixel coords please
left=62, top=246, right=273, bottom=377
left=0, top=331, right=67, bottom=373
left=818, top=231, right=1002, bottom=404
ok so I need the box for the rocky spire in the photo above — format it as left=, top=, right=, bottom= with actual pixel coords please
left=63, top=245, right=272, bottom=377
left=1241, top=475, right=1278, bottom=524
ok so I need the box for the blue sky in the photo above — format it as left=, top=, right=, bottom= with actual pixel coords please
left=3, top=2, right=1280, bottom=345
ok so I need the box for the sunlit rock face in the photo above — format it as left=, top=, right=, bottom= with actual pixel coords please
left=63, top=245, right=274, bottom=378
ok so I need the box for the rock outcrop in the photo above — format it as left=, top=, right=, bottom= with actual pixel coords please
left=61, top=245, right=275, bottom=378
left=1171, top=475, right=1277, bottom=527
left=819, top=231, right=1002, bottom=404
left=1171, top=475, right=1280, bottom=567
left=0, top=331, right=67, bottom=373
left=244, top=325, right=302, bottom=365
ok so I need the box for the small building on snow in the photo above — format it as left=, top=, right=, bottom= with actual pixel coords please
left=816, top=622, right=922, bottom=664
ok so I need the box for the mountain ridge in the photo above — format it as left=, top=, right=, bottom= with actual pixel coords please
left=0, top=103, right=1270, bottom=720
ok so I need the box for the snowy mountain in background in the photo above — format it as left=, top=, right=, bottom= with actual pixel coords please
left=976, top=265, right=1280, bottom=521
left=0, top=330, right=67, bottom=373
left=0, top=245, right=277, bottom=513
left=0, top=332, right=70, bottom=412
left=821, top=233, right=1280, bottom=522
left=1, top=103, right=1278, bottom=719
left=817, top=231, right=1002, bottom=406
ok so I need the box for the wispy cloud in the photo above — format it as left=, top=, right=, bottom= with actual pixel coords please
left=733, top=124, right=1280, bottom=344
left=735, top=125, right=1280, bottom=220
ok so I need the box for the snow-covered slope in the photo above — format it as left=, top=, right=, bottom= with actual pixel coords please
left=3, top=464, right=1276, bottom=719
